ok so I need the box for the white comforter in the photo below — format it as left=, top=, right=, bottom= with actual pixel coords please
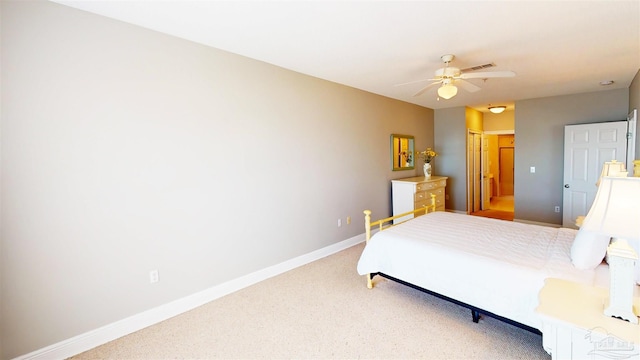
left=357, top=211, right=603, bottom=330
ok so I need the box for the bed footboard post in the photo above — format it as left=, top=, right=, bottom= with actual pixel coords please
left=364, top=210, right=372, bottom=242
left=363, top=210, right=373, bottom=289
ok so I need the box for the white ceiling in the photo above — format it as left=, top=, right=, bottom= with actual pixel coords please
left=52, top=1, right=640, bottom=112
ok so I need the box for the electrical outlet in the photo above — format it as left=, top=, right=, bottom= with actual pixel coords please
left=337, top=218, right=342, bottom=227
left=149, top=270, right=159, bottom=284
left=530, top=166, right=536, bottom=173
left=554, top=206, right=560, bottom=213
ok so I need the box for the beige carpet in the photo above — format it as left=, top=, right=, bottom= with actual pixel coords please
left=71, top=244, right=550, bottom=359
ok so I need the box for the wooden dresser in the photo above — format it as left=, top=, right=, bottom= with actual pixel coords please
left=391, top=176, right=448, bottom=223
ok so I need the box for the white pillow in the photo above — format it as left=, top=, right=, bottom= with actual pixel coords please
left=570, top=227, right=611, bottom=270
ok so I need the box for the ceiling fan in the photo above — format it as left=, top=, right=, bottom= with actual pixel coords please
left=398, top=54, right=516, bottom=99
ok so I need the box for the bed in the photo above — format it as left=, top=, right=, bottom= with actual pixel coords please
left=356, top=196, right=611, bottom=333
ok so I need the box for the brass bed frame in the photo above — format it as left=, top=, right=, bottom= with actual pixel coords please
left=363, top=194, right=437, bottom=289
left=362, top=194, right=541, bottom=334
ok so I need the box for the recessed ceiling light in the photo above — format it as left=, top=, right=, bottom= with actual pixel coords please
left=600, top=80, right=614, bottom=86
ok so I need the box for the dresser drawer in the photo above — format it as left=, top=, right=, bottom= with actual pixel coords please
left=416, top=182, right=436, bottom=191
left=415, top=194, right=444, bottom=210
left=414, top=187, right=444, bottom=202
left=416, top=179, right=446, bottom=192
left=414, top=190, right=428, bottom=203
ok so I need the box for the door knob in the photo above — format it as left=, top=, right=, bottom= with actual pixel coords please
left=564, top=184, right=570, bottom=188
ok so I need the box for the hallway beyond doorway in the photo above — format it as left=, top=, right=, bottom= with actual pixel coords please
left=470, top=196, right=514, bottom=221
left=489, top=195, right=514, bottom=212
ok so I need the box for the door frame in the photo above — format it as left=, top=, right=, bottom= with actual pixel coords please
left=483, top=129, right=515, bottom=203
left=468, top=129, right=515, bottom=213
left=467, top=130, right=481, bottom=213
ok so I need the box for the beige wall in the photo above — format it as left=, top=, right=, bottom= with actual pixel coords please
left=484, top=110, right=515, bottom=132
left=514, top=89, right=629, bottom=224
left=0, top=2, right=434, bottom=358
left=434, top=107, right=467, bottom=210
left=465, top=107, right=483, bottom=131
left=435, top=89, right=629, bottom=218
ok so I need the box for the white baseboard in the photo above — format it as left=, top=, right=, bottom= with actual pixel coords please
left=14, top=234, right=365, bottom=360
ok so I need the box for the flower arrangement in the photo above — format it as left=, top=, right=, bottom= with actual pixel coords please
left=418, top=148, right=438, bottom=164
left=400, top=151, right=413, bottom=164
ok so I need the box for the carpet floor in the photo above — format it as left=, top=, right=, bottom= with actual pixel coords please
left=71, top=244, right=550, bottom=359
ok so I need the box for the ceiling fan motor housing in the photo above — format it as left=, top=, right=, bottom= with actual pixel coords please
left=441, top=54, right=455, bottom=63
left=435, top=67, right=461, bottom=78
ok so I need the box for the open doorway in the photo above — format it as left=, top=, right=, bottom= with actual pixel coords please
left=470, top=132, right=514, bottom=220
left=493, top=134, right=514, bottom=212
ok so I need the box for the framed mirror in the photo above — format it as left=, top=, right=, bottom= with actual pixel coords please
left=391, top=134, right=415, bottom=171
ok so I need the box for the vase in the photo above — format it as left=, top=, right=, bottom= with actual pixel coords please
left=423, top=163, right=432, bottom=178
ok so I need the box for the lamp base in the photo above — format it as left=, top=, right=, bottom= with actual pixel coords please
left=604, top=239, right=639, bottom=324
left=604, top=300, right=639, bottom=324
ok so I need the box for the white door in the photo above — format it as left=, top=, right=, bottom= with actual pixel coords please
left=467, top=132, right=472, bottom=213
left=481, top=135, right=491, bottom=210
left=467, top=131, right=483, bottom=213
left=473, top=133, right=482, bottom=211
left=562, top=121, right=628, bottom=228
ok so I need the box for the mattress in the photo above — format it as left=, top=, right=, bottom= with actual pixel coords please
left=357, top=211, right=606, bottom=330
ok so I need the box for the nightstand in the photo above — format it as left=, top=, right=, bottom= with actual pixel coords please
left=536, top=278, right=639, bottom=360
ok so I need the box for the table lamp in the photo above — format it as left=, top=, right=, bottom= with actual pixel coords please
left=596, top=160, right=627, bottom=186
left=581, top=176, right=640, bottom=324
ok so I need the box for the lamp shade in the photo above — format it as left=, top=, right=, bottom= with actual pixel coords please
left=437, top=84, right=458, bottom=99
left=600, top=160, right=627, bottom=177
left=581, top=176, right=640, bottom=239
left=596, top=160, right=628, bottom=186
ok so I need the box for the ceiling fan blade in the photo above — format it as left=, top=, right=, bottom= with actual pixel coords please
left=459, top=71, right=516, bottom=79
left=394, top=77, right=439, bottom=87
left=413, top=82, right=441, bottom=97
left=456, top=79, right=481, bottom=93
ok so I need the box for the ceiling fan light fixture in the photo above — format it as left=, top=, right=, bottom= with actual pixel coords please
left=489, top=106, right=506, bottom=114
left=437, top=84, right=458, bottom=99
